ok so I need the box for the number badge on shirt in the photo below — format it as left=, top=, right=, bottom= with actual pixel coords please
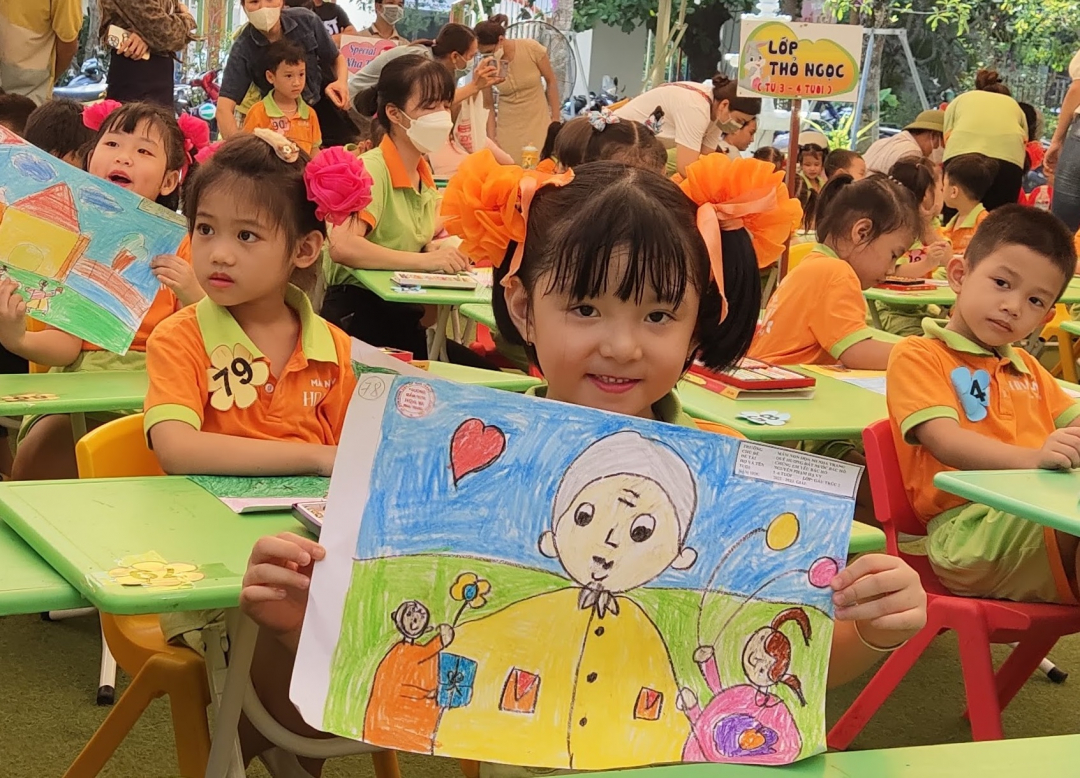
left=950, top=366, right=991, bottom=422
left=208, top=343, right=269, bottom=411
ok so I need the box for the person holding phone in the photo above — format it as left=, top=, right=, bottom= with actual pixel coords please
left=474, top=14, right=562, bottom=166
left=99, top=0, right=196, bottom=106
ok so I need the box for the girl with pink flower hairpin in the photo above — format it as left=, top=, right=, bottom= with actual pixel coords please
left=144, top=130, right=372, bottom=478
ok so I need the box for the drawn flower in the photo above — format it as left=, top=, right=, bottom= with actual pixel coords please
left=107, top=561, right=204, bottom=588
left=304, top=146, right=374, bottom=226
left=450, top=573, right=491, bottom=609
left=207, top=343, right=269, bottom=412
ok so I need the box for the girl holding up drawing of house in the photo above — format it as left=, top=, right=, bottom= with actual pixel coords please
left=0, top=101, right=203, bottom=480
left=236, top=154, right=926, bottom=771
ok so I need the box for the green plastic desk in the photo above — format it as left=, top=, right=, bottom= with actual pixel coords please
left=0, top=370, right=148, bottom=416
left=866, top=278, right=1080, bottom=309
left=848, top=520, right=885, bottom=554
left=598, top=734, right=1080, bottom=778
left=0, top=477, right=307, bottom=616
left=1061, top=319, right=1080, bottom=337
left=353, top=269, right=492, bottom=306
left=934, top=469, right=1080, bottom=536
left=423, top=360, right=539, bottom=392
left=0, top=519, right=88, bottom=616
left=678, top=368, right=886, bottom=441
left=459, top=302, right=497, bottom=330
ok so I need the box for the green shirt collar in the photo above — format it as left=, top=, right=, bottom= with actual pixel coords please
left=812, top=243, right=840, bottom=259
left=921, top=318, right=1028, bottom=374
left=263, top=92, right=310, bottom=120
left=195, top=285, right=337, bottom=364
left=525, top=385, right=696, bottom=427
left=947, top=202, right=986, bottom=231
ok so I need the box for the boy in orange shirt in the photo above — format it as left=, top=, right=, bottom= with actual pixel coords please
left=942, top=153, right=995, bottom=256
left=887, top=205, right=1080, bottom=603
left=751, top=174, right=919, bottom=370
left=243, top=40, right=322, bottom=155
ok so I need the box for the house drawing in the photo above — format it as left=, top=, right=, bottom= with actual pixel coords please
left=0, top=183, right=89, bottom=279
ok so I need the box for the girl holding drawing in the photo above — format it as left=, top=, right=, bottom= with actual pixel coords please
left=0, top=101, right=203, bottom=481
left=239, top=153, right=927, bottom=769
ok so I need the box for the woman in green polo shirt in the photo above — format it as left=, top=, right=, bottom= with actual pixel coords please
left=322, top=54, right=485, bottom=363
left=943, top=69, right=1028, bottom=213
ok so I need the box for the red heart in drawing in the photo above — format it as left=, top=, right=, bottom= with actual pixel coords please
left=451, top=418, right=506, bottom=485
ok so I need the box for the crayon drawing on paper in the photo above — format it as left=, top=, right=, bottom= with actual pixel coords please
left=294, top=375, right=858, bottom=769
left=0, top=126, right=186, bottom=353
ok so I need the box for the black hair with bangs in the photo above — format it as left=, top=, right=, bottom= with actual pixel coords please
left=182, top=134, right=325, bottom=291
left=87, top=102, right=186, bottom=210
left=354, top=54, right=455, bottom=133
left=492, top=161, right=760, bottom=372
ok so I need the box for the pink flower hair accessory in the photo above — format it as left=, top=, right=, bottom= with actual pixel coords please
left=82, top=100, right=123, bottom=132
left=303, top=146, right=374, bottom=226
left=194, top=141, right=223, bottom=165
left=177, top=114, right=211, bottom=179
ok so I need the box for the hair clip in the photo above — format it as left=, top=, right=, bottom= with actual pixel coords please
left=82, top=100, right=122, bottom=132
left=586, top=107, right=620, bottom=132
left=253, top=128, right=299, bottom=163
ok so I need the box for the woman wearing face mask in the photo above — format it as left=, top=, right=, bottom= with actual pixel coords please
left=217, top=0, right=350, bottom=142
left=365, top=0, right=407, bottom=42
left=474, top=14, right=564, bottom=166
left=614, top=75, right=761, bottom=176
left=100, top=0, right=196, bottom=107
left=323, top=55, right=488, bottom=365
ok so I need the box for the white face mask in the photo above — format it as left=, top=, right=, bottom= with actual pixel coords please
left=246, top=5, right=281, bottom=33
left=379, top=5, right=404, bottom=25
left=930, top=145, right=944, bottom=165
left=400, top=109, right=453, bottom=154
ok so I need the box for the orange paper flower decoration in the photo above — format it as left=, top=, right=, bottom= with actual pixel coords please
left=680, top=154, right=803, bottom=270
left=442, top=150, right=528, bottom=268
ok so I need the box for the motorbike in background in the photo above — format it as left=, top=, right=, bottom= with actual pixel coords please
left=53, top=58, right=107, bottom=103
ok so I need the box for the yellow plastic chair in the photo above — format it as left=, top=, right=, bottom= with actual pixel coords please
left=1041, top=304, right=1077, bottom=384
left=787, top=241, right=816, bottom=273
left=66, top=414, right=211, bottom=778
left=25, top=317, right=48, bottom=373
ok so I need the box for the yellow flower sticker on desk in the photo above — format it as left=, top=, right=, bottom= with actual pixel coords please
left=208, top=343, right=269, bottom=411
left=107, top=561, right=205, bottom=588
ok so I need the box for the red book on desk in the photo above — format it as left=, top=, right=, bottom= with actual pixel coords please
left=688, top=358, right=816, bottom=400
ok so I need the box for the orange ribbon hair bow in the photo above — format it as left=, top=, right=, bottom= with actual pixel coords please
left=442, top=150, right=573, bottom=286
left=680, top=154, right=803, bottom=323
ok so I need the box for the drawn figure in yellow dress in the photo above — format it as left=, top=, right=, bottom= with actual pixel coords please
left=433, top=430, right=699, bottom=769
left=25, top=279, right=62, bottom=313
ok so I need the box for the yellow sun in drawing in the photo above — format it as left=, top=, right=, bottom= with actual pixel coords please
left=107, top=561, right=205, bottom=589
left=207, top=343, right=269, bottom=412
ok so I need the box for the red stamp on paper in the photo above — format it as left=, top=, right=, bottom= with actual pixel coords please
left=396, top=382, right=435, bottom=418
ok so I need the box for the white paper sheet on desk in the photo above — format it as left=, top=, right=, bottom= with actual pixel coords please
left=840, top=376, right=886, bottom=395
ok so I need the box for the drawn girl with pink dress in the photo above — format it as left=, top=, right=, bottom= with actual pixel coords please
left=25, top=279, right=62, bottom=314
left=676, top=607, right=812, bottom=764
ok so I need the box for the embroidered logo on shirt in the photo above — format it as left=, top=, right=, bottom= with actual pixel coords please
left=950, top=366, right=990, bottom=421
left=207, top=343, right=269, bottom=411
left=499, top=667, right=540, bottom=714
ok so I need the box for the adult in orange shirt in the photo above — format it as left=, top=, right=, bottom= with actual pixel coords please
left=887, top=206, right=1080, bottom=603
left=750, top=174, right=919, bottom=370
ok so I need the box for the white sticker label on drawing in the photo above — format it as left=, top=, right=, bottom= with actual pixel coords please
left=734, top=441, right=862, bottom=499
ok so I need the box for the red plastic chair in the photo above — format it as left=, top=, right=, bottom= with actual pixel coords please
left=828, top=420, right=1080, bottom=747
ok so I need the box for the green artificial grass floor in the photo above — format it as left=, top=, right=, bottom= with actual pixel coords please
left=2, top=611, right=1079, bottom=777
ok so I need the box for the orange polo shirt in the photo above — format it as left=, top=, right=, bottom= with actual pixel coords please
left=749, top=245, right=877, bottom=365
left=887, top=319, right=1080, bottom=523
left=242, top=93, right=322, bottom=155
left=942, top=203, right=988, bottom=258
left=143, top=285, right=356, bottom=445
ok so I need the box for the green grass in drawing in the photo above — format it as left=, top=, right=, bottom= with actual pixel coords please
left=323, top=555, right=832, bottom=760
left=5, top=266, right=129, bottom=352
left=189, top=475, right=330, bottom=500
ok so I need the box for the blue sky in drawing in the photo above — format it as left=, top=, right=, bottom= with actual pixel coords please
left=0, top=137, right=186, bottom=324
left=352, top=377, right=854, bottom=605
